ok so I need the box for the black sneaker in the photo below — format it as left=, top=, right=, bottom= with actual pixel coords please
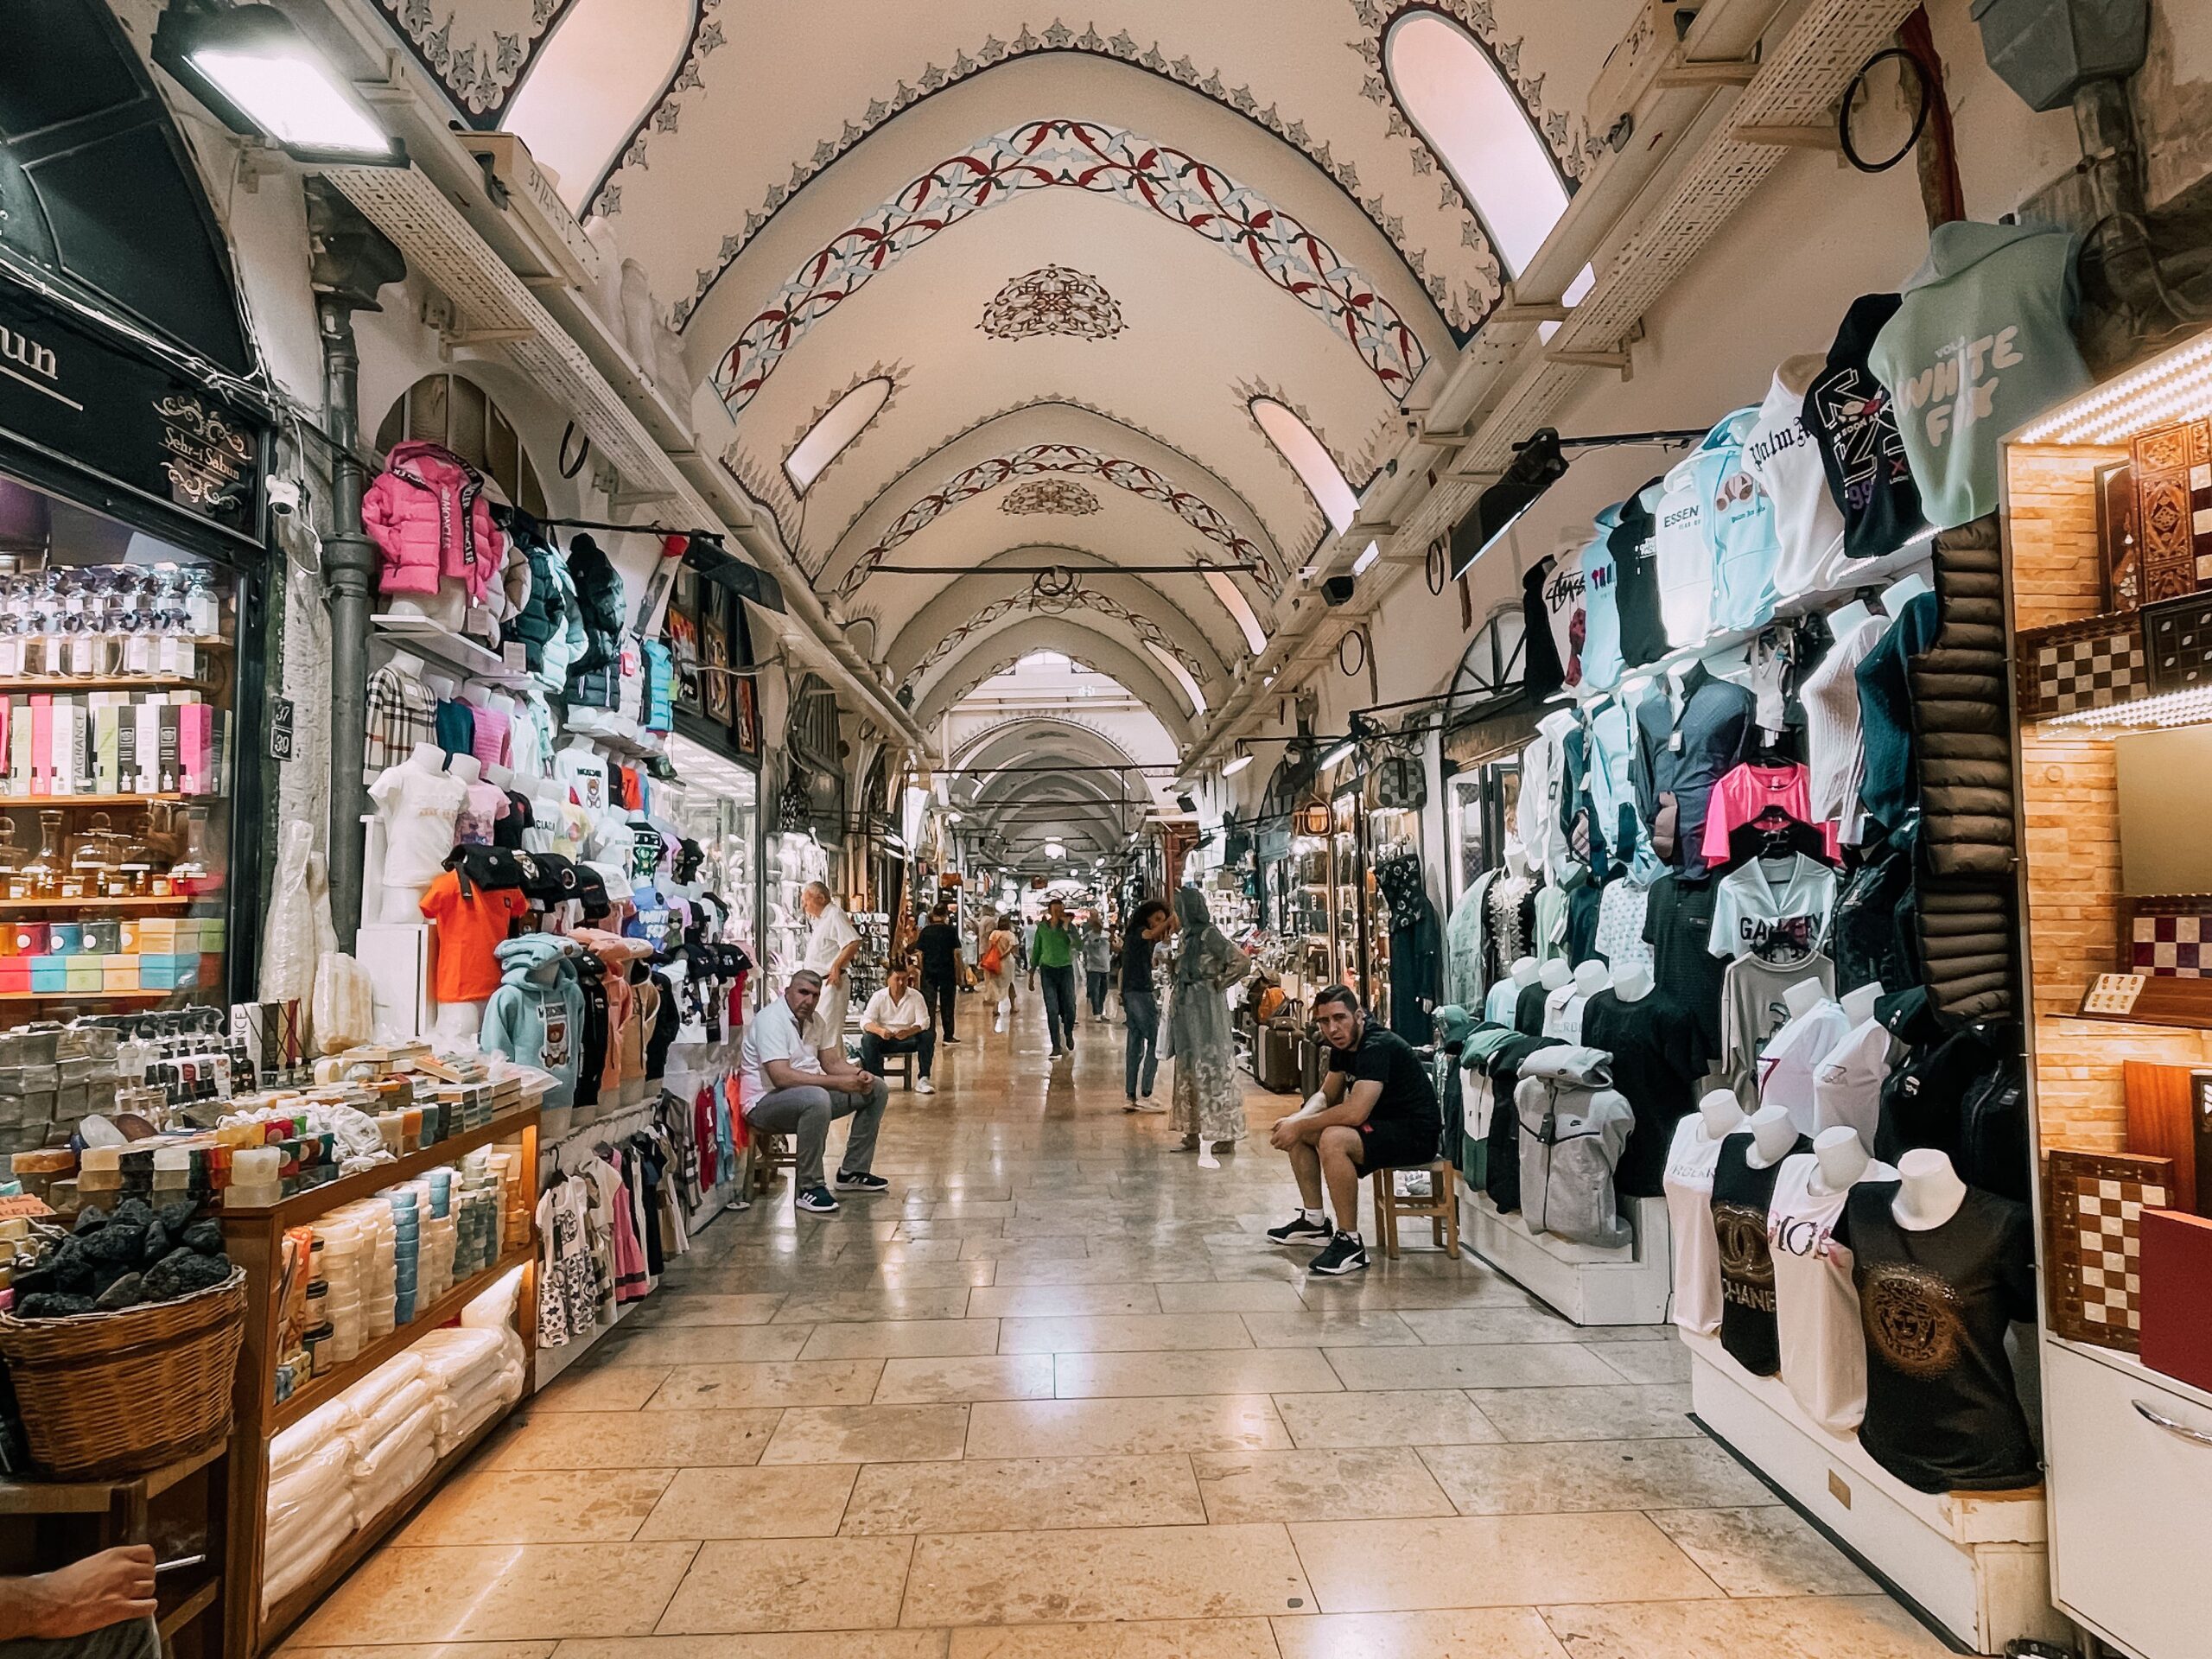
left=1266, top=1212, right=1333, bottom=1246
left=796, top=1186, right=840, bottom=1213
left=835, top=1170, right=890, bottom=1192
left=1307, top=1232, right=1370, bottom=1276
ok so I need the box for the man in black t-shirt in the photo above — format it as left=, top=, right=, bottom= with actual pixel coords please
left=913, top=905, right=963, bottom=1045
left=1264, top=984, right=1441, bottom=1275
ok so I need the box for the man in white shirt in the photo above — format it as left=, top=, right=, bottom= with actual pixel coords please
left=859, top=963, right=937, bottom=1095
left=739, top=969, right=889, bottom=1213
left=802, top=880, right=862, bottom=1042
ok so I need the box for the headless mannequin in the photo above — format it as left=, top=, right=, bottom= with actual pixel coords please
left=448, top=753, right=482, bottom=789
left=423, top=671, right=459, bottom=706
left=1882, top=571, right=1932, bottom=613
left=1611, top=963, right=1653, bottom=1003
left=386, top=648, right=428, bottom=683
left=1892, top=1147, right=1968, bottom=1230
left=377, top=743, right=459, bottom=924
left=428, top=755, right=487, bottom=1037
left=486, top=762, right=515, bottom=791
left=1572, top=961, right=1610, bottom=998
left=1539, top=958, right=1571, bottom=992
left=1744, top=1103, right=1799, bottom=1169
left=1839, top=981, right=1883, bottom=1027
left=1808, top=1123, right=1871, bottom=1196
left=461, top=683, right=493, bottom=713
left=1827, top=598, right=1876, bottom=639
left=1701, top=1089, right=1747, bottom=1140
left=1781, top=976, right=1828, bottom=1023
left=1510, top=957, right=1541, bottom=989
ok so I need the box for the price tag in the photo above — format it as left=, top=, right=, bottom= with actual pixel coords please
left=2082, top=974, right=2147, bottom=1015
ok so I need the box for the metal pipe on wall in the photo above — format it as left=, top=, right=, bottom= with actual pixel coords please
left=316, top=294, right=377, bottom=947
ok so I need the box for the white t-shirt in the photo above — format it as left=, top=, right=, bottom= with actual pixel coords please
left=1747, top=355, right=1849, bottom=601
left=1664, top=1116, right=1731, bottom=1337
left=1755, top=999, right=1850, bottom=1137
left=1809, top=1016, right=1895, bottom=1152
left=740, top=995, right=826, bottom=1109
left=1655, top=454, right=1712, bottom=648
left=1802, top=613, right=1886, bottom=844
left=1541, top=985, right=1588, bottom=1044
left=555, top=747, right=610, bottom=815
left=1708, top=854, right=1837, bottom=964
left=863, top=986, right=929, bottom=1032
left=804, top=903, right=861, bottom=975
left=1767, top=1151, right=1897, bottom=1433
left=369, top=763, right=466, bottom=886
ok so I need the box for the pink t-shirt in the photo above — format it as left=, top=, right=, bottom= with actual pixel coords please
left=1700, top=762, right=1842, bottom=863
left=468, top=703, right=512, bottom=771
left=453, top=780, right=511, bottom=846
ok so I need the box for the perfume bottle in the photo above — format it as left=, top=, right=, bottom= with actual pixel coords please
left=139, top=807, right=175, bottom=898
left=0, top=818, right=22, bottom=901
left=168, top=805, right=213, bottom=896
left=24, top=810, right=62, bottom=899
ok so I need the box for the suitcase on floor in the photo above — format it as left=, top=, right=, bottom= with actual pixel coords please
left=1253, top=1024, right=1300, bottom=1093
left=1297, top=1032, right=1327, bottom=1097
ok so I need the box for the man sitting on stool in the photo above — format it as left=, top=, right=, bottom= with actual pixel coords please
left=1263, top=982, right=1440, bottom=1276
left=739, top=969, right=891, bottom=1214
left=860, top=963, right=937, bottom=1096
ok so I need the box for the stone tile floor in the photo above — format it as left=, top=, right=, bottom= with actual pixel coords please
left=283, top=996, right=1950, bottom=1659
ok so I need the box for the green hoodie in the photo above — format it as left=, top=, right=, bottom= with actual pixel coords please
left=480, top=936, right=586, bottom=1107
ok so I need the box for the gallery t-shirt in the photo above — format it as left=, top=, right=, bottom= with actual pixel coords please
left=1579, top=988, right=1711, bottom=1198
left=1767, top=1152, right=1897, bottom=1433
left=1709, top=854, right=1837, bottom=965
left=418, top=871, right=530, bottom=1004
left=1805, top=293, right=1926, bottom=562
left=1712, top=1129, right=1812, bottom=1376
left=368, top=763, right=466, bottom=887
left=1326, top=1022, right=1442, bottom=1145
left=1838, top=1183, right=2041, bottom=1491
left=1665, top=1117, right=1731, bottom=1337
left=1609, top=480, right=1669, bottom=669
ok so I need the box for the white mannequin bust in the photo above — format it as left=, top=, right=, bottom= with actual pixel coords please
left=1839, top=981, right=1883, bottom=1027
left=1700, top=1088, right=1745, bottom=1140
left=1827, top=598, right=1876, bottom=639
left=1509, top=957, right=1541, bottom=988
left=385, top=648, right=427, bottom=681
left=375, top=744, right=461, bottom=924
left=1571, top=960, right=1610, bottom=997
left=1539, top=958, right=1572, bottom=991
left=485, top=762, right=514, bottom=789
left=1882, top=570, right=1932, bottom=612
left=1745, top=1103, right=1799, bottom=1169
left=448, top=753, right=483, bottom=787
left=1611, top=963, right=1653, bottom=1003
left=1808, top=1124, right=1872, bottom=1196
left=1781, top=976, right=1828, bottom=1021
left=423, top=671, right=458, bottom=704
left=461, top=683, right=493, bottom=710
left=1892, top=1147, right=1968, bottom=1230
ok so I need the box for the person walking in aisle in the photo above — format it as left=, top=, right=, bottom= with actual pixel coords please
left=800, top=880, right=861, bottom=1047
left=914, top=903, right=962, bottom=1045
left=1081, top=913, right=1114, bottom=1020
left=1121, top=898, right=1172, bottom=1113
left=858, top=962, right=936, bottom=1094
left=738, top=969, right=890, bottom=1213
left=980, top=912, right=1020, bottom=1033
left=1163, top=885, right=1248, bottom=1165
left=1032, top=897, right=1078, bottom=1059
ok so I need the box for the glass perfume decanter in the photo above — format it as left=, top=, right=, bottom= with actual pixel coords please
left=23, top=810, right=63, bottom=899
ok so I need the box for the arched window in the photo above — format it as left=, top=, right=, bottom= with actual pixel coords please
left=785, top=378, right=893, bottom=495
left=1204, top=569, right=1268, bottom=656
left=503, top=0, right=696, bottom=213
left=1252, top=398, right=1357, bottom=535
left=1144, top=641, right=1207, bottom=718
left=1384, top=12, right=1569, bottom=280
left=1446, top=605, right=1528, bottom=721
left=374, top=373, right=546, bottom=515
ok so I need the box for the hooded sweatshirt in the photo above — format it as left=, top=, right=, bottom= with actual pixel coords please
left=1804, top=293, right=1926, bottom=561
left=1576, top=507, right=1624, bottom=694
left=1513, top=1045, right=1635, bottom=1249
left=1695, top=406, right=1783, bottom=633
left=480, top=937, right=586, bottom=1108
left=1869, top=220, right=2091, bottom=529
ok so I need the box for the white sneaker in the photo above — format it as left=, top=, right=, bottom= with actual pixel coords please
left=915, top=1078, right=936, bottom=1095
left=1133, top=1101, right=1166, bottom=1115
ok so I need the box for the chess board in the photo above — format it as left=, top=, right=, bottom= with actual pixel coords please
left=2015, top=613, right=2147, bottom=719
left=2133, top=910, right=2212, bottom=977
left=2044, top=1148, right=2175, bottom=1353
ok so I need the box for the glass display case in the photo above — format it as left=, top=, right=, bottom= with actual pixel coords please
left=666, top=734, right=761, bottom=975
left=1329, top=789, right=1361, bottom=996
left=766, top=828, right=830, bottom=1000
left=0, top=472, right=245, bottom=1024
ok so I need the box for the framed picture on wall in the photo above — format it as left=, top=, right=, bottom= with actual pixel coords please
left=702, top=592, right=733, bottom=723
left=734, top=677, right=760, bottom=758
left=668, top=602, right=702, bottom=716
left=2099, top=459, right=2141, bottom=611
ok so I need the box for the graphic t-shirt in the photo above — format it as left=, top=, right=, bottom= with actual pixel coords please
left=1580, top=987, right=1711, bottom=1197
left=1768, top=1152, right=1898, bottom=1433
left=1592, top=877, right=1652, bottom=976
left=1694, top=407, right=1781, bottom=632
left=1326, top=1023, right=1442, bottom=1147
left=1811, top=1016, right=1895, bottom=1152
left=1838, top=1183, right=2041, bottom=1491
left=556, top=747, right=611, bottom=815
left=1655, top=454, right=1712, bottom=648
left=1712, top=1129, right=1813, bottom=1376
left=1540, top=552, right=1588, bottom=692
left=1700, top=763, right=1843, bottom=866
left=1710, top=854, right=1837, bottom=964
left=419, top=871, right=530, bottom=1003
left=1665, top=1117, right=1732, bottom=1337
left=1805, top=294, right=1926, bottom=561
left=454, top=779, right=510, bottom=847
left=1747, top=355, right=1850, bottom=600
left=1756, top=998, right=1851, bottom=1135
left=1609, top=479, right=1669, bottom=669
left=368, top=763, right=466, bottom=886
left=1720, top=952, right=1835, bottom=1108
left=1577, top=527, right=1623, bottom=693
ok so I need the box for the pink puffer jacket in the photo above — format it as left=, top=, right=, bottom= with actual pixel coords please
left=364, top=440, right=504, bottom=601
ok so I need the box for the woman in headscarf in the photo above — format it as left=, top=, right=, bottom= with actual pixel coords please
left=1163, top=885, right=1248, bottom=1161
left=979, top=912, right=1020, bottom=1033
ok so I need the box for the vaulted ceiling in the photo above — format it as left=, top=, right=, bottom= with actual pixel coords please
left=371, top=0, right=1643, bottom=856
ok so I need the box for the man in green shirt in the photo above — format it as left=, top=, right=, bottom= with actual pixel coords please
left=1032, top=898, right=1077, bottom=1059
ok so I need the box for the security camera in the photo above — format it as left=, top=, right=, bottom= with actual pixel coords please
left=267, top=479, right=303, bottom=518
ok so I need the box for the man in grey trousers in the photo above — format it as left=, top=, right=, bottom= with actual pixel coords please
left=739, top=969, right=890, bottom=1213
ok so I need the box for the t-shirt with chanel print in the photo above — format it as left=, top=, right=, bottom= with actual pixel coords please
left=1837, top=1182, right=2039, bottom=1492
left=1711, top=1128, right=1811, bottom=1376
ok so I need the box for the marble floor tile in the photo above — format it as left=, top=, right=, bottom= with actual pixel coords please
left=625, top=1293, right=788, bottom=1326
left=760, top=1404, right=971, bottom=1464
left=1192, top=1445, right=1456, bottom=1522
left=1240, top=1309, right=1421, bottom=1347
left=1272, top=1389, right=1503, bottom=1450
left=988, top=1255, right=1219, bottom=1284
left=999, top=1313, right=1254, bottom=1354
left=290, top=1545, right=701, bottom=1643
left=1590, top=1340, right=1694, bottom=1384
left=550, top=1638, right=946, bottom=1659
left=597, top=1326, right=814, bottom=1367
left=1325, top=1344, right=1626, bottom=1391
left=1053, top=1346, right=1341, bottom=1397
left=484, top=1410, right=781, bottom=1471
left=281, top=1646, right=556, bottom=1659
left=800, top=1320, right=1004, bottom=1359
left=902, top=1524, right=1311, bottom=1625
left=1270, top=1606, right=1573, bottom=1659
left=965, top=1395, right=1294, bottom=1458
left=633, top=1465, right=861, bottom=1539
left=1289, top=1513, right=1722, bottom=1611
left=841, top=1455, right=1205, bottom=1533
left=873, top=1354, right=1058, bottom=1404
left=655, top=1537, right=914, bottom=1633
left=958, top=1235, right=1092, bottom=1261
left=944, top=1619, right=1278, bottom=1659
left=1535, top=1595, right=1953, bottom=1657
left=533, top=1366, right=671, bottom=1412
left=399, top=1469, right=675, bottom=1545
left=775, top=1287, right=978, bottom=1324
left=966, top=1282, right=1163, bottom=1318
left=1153, top=1281, right=1309, bottom=1313
left=647, top=1360, right=885, bottom=1410
left=1417, top=1439, right=1775, bottom=1515
left=1395, top=1308, right=1668, bottom=1344
left=1467, top=1384, right=1696, bottom=1443
left=1646, top=1508, right=1876, bottom=1598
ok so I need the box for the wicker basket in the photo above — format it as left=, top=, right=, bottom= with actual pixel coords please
left=0, top=1268, right=246, bottom=1479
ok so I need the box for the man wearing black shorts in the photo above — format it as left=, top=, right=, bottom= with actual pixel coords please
left=1264, top=983, right=1440, bottom=1274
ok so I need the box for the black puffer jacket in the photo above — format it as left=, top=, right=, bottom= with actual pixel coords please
left=564, top=533, right=625, bottom=709
left=1905, top=513, right=2015, bottom=1023
left=498, top=509, right=569, bottom=671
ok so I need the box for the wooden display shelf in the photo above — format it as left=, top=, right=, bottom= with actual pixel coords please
left=3, top=676, right=217, bottom=692
left=0, top=1434, right=226, bottom=1516
left=270, top=1242, right=531, bottom=1431
left=220, top=1105, right=539, bottom=1230
left=0, top=894, right=199, bottom=909
left=0, top=988, right=174, bottom=1001
left=0, top=793, right=202, bottom=807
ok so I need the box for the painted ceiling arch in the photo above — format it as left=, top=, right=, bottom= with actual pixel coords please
left=912, top=620, right=1194, bottom=740
left=968, top=779, right=1134, bottom=855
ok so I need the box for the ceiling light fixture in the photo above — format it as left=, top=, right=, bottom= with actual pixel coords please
left=1318, top=739, right=1355, bottom=770
left=155, top=3, right=404, bottom=164
left=1220, top=753, right=1254, bottom=777
left=1351, top=540, right=1382, bottom=577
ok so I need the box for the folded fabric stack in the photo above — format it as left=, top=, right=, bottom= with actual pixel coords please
left=344, top=1352, right=439, bottom=1529
left=415, top=1325, right=525, bottom=1456
left=262, top=1397, right=359, bottom=1611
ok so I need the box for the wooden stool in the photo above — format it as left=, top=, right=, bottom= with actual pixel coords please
left=882, top=1051, right=916, bottom=1091
left=1370, top=1159, right=1459, bottom=1259
left=753, top=1133, right=797, bottom=1193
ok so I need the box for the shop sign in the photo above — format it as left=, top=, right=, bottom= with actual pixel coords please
left=0, top=276, right=262, bottom=537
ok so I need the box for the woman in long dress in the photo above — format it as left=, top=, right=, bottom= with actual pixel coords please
left=1163, top=886, right=1247, bottom=1160
left=979, top=914, right=1020, bottom=1033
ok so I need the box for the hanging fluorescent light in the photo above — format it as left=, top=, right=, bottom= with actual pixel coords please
left=1220, top=753, right=1255, bottom=777
left=1318, top=739, right=1355, bottom=770
left=155, top=3, right=404, bottom=165
left=1351, top=540, right=1382, bottom=577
